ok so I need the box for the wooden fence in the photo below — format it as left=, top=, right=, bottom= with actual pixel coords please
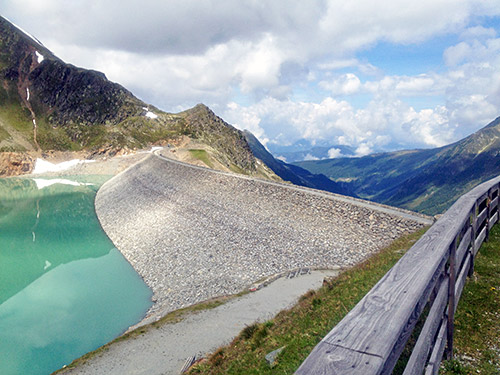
left=296, top=176, right=500, bottom=374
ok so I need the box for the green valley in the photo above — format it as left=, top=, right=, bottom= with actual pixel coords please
left=295, top=117, right=500, bottom=215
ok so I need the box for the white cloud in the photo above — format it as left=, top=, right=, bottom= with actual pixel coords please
left=443, top=36, right=500, bottom=132
left=355, top=143, right=373, bottom=157
left=444, top=42, right=472, bottom=66
left=320, top=73, right=362, bottom=95
left=460, top=26, right=497, bottom=40
left=2, top=1, right=500, bottom=154
left=304, top=153, right=319, bottom=161
left=223, top=94, right=460, bottom=153
left=235, top=34, right=284, bottom=93
left=327, top=148, right=342, bottom=158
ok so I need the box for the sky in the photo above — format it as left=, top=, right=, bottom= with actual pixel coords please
left=2, top=0, right=500, bottom=157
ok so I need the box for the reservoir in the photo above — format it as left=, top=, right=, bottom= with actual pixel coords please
left=0, top=176, right=153, bottom=375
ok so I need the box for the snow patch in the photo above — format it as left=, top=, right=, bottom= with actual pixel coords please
left=32, top=158, right=95, bottom=174
left=35, top=51, right=44, bottom=63
left=32, top=178, right=95, bottom=189
left=143, top=107, right=158, bottom=119
left=26, top=87, right=30, bottom=101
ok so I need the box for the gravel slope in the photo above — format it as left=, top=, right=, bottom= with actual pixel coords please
left=95, top=153, right=430, bottom=322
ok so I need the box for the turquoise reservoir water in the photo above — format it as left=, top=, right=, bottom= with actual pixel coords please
left=0, top=176, right=153, bottom=375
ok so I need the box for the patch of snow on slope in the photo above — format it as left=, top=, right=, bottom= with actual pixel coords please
left=33, top=178, right=95, bottom=189
left=35, top=51, right=44, bottom=63
left=26, top=87, right=30, bottom=101
left=143, top=107, right=158, bottom=119
left=33, top=159, right=95, bottom=174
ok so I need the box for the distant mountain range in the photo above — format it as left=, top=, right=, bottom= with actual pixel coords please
left=266, top=139, right=355, bottom=162
left=244, top=131, right=355, bottom=195
left=295, top=116, right=500, bottom=215
left=0, top=16, right=350, bottom=195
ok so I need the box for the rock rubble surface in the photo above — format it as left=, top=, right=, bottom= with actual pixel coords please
left=95, top=154, right=428, bottom=320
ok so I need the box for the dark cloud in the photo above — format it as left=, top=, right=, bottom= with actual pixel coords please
left=3, top=1, right=326, bottom=55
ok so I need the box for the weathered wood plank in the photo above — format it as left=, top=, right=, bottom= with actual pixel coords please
left=490, top=196, right=499, bottom=210
left=475, top=226, right=487, bottom=250
left=455, top=226, right=471, bottom=269
left=466, top=177, right=500, bottom=202
left=490, top=212, right=498, bottom=227
left=403, top=277, right=449, bottom=375
left=476, top=207, right=488, bottom=231
left=454, top=254, right=471, bottom=312
left=295, top=342, right=384, bottom=374
left=425, top=320, right=448, bottom=375
left=470, top=203, right=478, bottom=276
left=477, top=191, right=489, bottom=207
left=446, top=239, right=457, bottom=359
left=304, top=214, right=463, bottom=373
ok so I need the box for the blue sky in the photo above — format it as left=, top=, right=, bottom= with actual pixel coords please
left=2, top=0, right=500, bottom=158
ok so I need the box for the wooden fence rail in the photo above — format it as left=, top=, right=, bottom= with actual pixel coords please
left=296, top=176, right=500, bottom=374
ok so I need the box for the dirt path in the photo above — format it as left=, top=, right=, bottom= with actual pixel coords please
left=57, top=269, right=338, bottom=375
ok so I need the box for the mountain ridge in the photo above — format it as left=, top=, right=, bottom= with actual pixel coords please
left=0, top=15, right=352, bottom=195
left=295, top=116, right=500, bottom=215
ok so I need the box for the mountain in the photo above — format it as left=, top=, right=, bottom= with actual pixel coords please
left=0, top=16, right=280, bottom=179
left=244, top=130, right=355, bottom=196
left=295, top=116, right=500, bottom=215
left=0, top=15, right=355, bottom=195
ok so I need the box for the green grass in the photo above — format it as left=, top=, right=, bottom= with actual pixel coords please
left=189, top=149, right=215, bottom=168
left=440, top=224, right=500, bottom=374
left=188, top=228, right=428, bottom=374
left=0, top=125, right=10, bottom=142
left=0, top=102, right=33, bottom=135
left=36, top=118, right=81, bottom=151
left=228, top=163, right=249, bottom=175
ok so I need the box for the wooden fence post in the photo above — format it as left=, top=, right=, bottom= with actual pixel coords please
left=446, top=237, right=457, bottom=360
left=486, top=189, right=492, bottom=242
left=469, top=203, right=477, bottom=277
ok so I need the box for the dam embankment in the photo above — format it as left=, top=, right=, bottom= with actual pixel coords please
left=95, top=153, right=431, bottom=320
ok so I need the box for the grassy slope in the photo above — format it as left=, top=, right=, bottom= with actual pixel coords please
left=189, top=149, right=215, bottom=169
left=188, top=222, right=499, bottom=374
left=441, top=225, right=500, bottom=374
left=187, top=228, right=428, bottom=374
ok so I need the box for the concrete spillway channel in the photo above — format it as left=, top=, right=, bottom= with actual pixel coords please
left=95, top=152, right=432, bottom=322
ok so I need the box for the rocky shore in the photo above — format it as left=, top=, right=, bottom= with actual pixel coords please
left=95, top=153, right=431, bottom=323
